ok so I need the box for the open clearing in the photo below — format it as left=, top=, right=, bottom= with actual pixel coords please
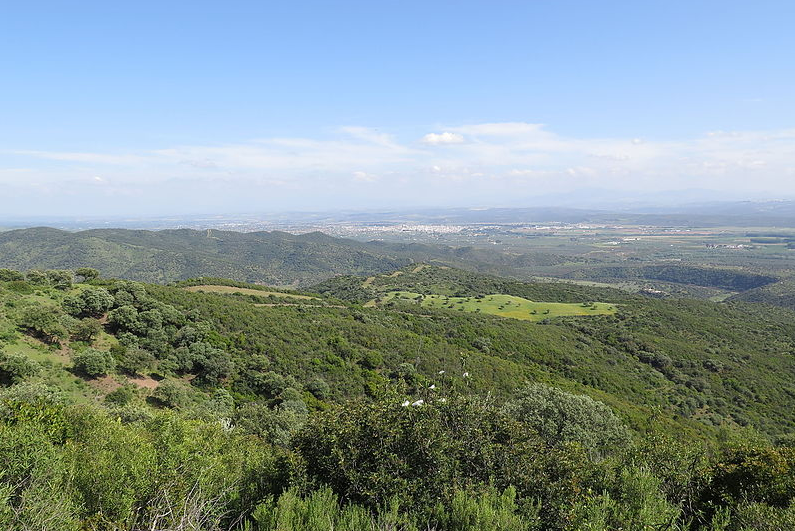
left=377, top=291, right=616, bottom=322
left=184, top=285, right=317, bottom=299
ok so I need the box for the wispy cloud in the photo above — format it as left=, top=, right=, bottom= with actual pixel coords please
left=421, top=132, right=465, bottom=145
left=3, top=123, right=795, bottom=214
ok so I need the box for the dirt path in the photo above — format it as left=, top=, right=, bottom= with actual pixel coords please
left=129, top=375, right=159, bottom=390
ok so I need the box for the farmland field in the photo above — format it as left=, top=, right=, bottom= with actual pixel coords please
left=377, top=291, right=616, bottom=321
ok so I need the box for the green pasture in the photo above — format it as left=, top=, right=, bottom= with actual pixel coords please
left=377, top=291, right=616, bottom=321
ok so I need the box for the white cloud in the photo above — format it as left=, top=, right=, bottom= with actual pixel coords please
left=421, top=132, right=465, bottom=145
left=5, top=122, right=795, bottom=214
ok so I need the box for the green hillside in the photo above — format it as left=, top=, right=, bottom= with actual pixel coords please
left=3, top=266, right=795, bottom=436
left=2, top=266, right=795, bottom=529
left=0, top=227, right=412, bottom=285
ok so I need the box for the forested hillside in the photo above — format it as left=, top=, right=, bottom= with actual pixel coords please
left=1, top=266, right=794, bottom=529
left=0, top=227, right=411, bottom=285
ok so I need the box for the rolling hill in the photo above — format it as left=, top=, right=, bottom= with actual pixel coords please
left=0, top=227, right=412, bottom=285
left=3, top=264, right=795, bottom=528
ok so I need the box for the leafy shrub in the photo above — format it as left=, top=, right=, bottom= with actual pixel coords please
left=45, top=270, right=73, bottom=290
left=152, top=379, right=192, bottom=409
left=69, top=318, right=102, bottom=343
left=0, top=351, right=41, bottom=385
left=503, top=383, right=630, bottom=458
left=699, top=444, right=795, bottom=511
left=294, top=393, right=587, bottom=528
left=18, top=306, right=68, bottom=344
left=75, top=268, right=99, bottom=281
left=235, top=402, right=305, bottom=447
left=0, top=269, right=24, bottom=282
left=64, top=287, right=114, bottom=317
left=116, top=347, right=156, bottom=376
left=306, top=377, right=330, bottom=400
left=104, top=384, right=139, bottom=406
left=72, top=348, right=115, bottom=377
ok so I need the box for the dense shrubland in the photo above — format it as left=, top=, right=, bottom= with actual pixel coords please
left=0, top=383, right=794, bottom=530
left=0, top=267, right=794, bottom=529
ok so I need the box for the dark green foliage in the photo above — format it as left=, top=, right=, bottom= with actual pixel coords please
left=234, top=402, right=305, bottom=446
left=104, top=384, right=138, bottom=406
left=572, top=265, right=777, bottom=292
left=152, top=379, right=193, bottom=409
left=63, top=287, right=114, bottom=317
left=504, top=383, right=630, bottom=458
left=0, top=269, right=24, bottom=282
left=17, top=305, right=68, bottom=344
left=45, top=270, right=73, bottom=290
left=700, top=445, right=795, bottom=510
left=2, top=265, right=795, bottom=527
left=294, top=394, right=587, bottom=528
left=115, top=346, right=156, bottom=375
left=69, top=317, right=102, bottom=343
left=0, top=227, right=412, bottom=285
left=0, top=351, right=41, bottom=385
left=24, top=270, right=48, bottom=284
left=75, top=267, right=100, bottom=281
left=72, top=348, right=115, bottom=377
left=306, top=377, right=330, bottom=400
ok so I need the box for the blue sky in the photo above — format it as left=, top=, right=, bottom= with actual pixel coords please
left=2, top=0, right=795, bottom=216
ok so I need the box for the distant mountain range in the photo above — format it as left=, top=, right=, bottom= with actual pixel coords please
left=0, top=227, right=565, bottom=286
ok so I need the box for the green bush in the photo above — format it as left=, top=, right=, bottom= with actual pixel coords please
left=294, top=393, right=587, bottom=528
left=151, top=379, right=192, bottom=409
left=72, top=348, right=115, bottom=377
left=18, top=306, right=68, bottom=344
left=504, top=383, right=630, bottom=458
left=69, top=318, right=102, bottom=343
left=0, top=351, right=41, bottom=385
left=105, top=384, right=139, bottom=406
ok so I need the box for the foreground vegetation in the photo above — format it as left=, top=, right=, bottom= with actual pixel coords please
left=1, top=266, right=795, bottom=529
left=2, top=385, right=794, bottom=530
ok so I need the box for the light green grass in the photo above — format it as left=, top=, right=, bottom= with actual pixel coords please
left=184, top=285, right=317, bottom=299
left=3, top=339, right=98, bottom=403
left=377, top=291, right=617, bottom=321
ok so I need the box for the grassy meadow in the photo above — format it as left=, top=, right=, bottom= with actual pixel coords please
left=377, top=291, right=616, bottom=321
